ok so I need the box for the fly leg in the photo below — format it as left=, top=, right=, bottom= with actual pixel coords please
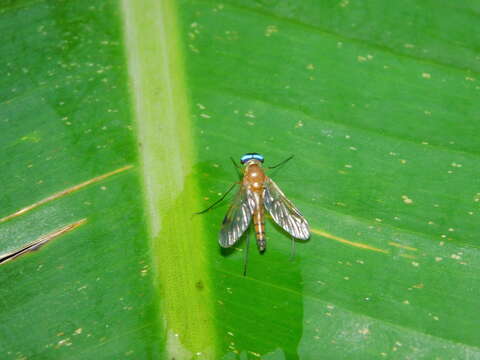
left=194, top=183, right=237, bottom=215
left=268, top=155, right=294, bottom=170
left=290, top=237, right=296, bottom=260
left=230, top=157, right=243, bottom=177
left=243, top=228, right=251, bottom=276
left=195, top=157, right=242, bottom=216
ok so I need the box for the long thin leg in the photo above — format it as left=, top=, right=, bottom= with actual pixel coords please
left=230, top=157, right=242, bottom=177
left=194, top=183, right=237, bottom=215
left=290, top=237, right=296, bottom=260
left=268, top=155, right=294, bottom=169
left=243, top=229, right=250, bottom=276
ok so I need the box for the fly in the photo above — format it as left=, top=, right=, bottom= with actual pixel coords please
left=197, top=153, right=310, bottom=275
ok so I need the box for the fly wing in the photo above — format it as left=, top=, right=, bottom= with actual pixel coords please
left=264, top=177, right=310, bottom=240
left=219, top=184, right=255, bottom=247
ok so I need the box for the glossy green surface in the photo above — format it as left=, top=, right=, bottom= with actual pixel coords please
left=1, top=0, right=479, bottom=359
left=182, top=0, right=480, bottom=359
left=0, top=0, right=160, bottom=358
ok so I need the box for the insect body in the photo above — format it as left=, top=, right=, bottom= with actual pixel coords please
left=220, top=153, right=310, bottom=253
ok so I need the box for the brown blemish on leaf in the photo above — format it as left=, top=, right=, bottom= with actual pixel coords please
left=388, top=242, right=418, bottom=251
left=311, top=228, right=389, bottom=254
left=0, top=165, right=133, bottom=223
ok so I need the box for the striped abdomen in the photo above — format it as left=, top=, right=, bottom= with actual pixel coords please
left=253, top=204, right=265, bottom=252
left=243, top=162, right=267, bottom=252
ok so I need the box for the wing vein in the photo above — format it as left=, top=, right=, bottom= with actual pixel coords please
left=264, top=178, right=310, bottom=240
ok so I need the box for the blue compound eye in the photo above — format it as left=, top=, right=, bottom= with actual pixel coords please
left=240, top=153, right=264, bottom=164
left=252, top=154, right=264, bottom=163
left=240, top=154, right=251, bottom=164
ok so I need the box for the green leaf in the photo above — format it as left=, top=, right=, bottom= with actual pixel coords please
left=1, top=0, right=479, bottom=359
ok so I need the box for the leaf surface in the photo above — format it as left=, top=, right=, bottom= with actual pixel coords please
left=1, top=0, right=479, bottom=359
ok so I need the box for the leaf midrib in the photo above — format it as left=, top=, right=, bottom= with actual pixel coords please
left=121, top=0, right=218, bottom=356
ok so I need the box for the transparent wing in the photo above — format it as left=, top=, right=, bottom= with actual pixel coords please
left=219, top=185, right=255, bottom=247
left=264, top=177, right=310, bottom=240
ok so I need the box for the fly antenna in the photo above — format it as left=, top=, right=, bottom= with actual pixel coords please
left=268, top=155, right=294, bottom=170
